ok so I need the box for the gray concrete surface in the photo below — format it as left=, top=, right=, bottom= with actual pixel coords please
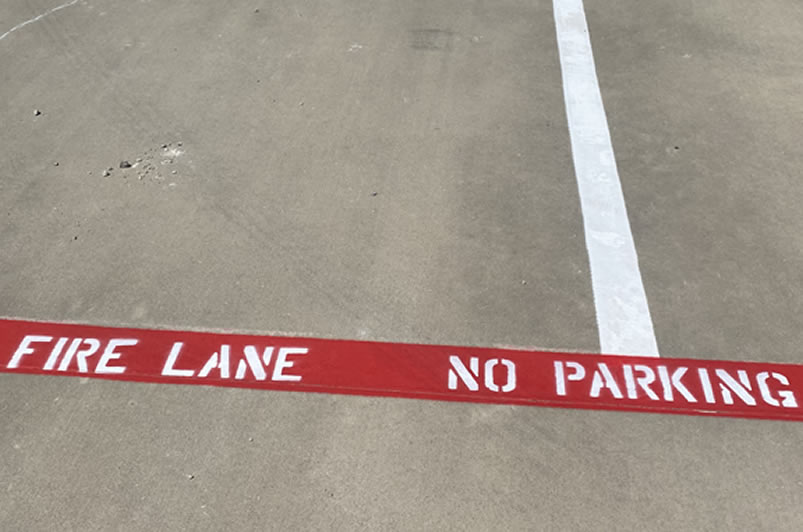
left=588, top=0, right=803, bottom=364
left=1, top=0, right=801, bottom=530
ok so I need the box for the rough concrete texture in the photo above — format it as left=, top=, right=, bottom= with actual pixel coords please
left=1, top=0, right=801, bottom=530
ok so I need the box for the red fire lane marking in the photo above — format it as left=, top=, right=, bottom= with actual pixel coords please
left=1, top=319, right=801, bottom=422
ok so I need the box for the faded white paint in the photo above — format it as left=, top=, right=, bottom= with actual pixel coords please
left=553, top=0, right=659, bottom=357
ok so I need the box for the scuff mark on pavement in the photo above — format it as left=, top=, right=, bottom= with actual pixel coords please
left=0, top=0, right=80, bottom=43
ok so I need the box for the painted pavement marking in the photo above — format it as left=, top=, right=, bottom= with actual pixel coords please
left=2, top=319, right=801, bottom=422
left=553, top=0, right=659, bottom=357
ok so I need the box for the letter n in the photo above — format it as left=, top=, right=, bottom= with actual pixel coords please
left=448, top=356, right=479, bottom=391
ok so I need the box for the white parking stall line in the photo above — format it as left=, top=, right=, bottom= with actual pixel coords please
left=553, top=0, right=660, bottom=357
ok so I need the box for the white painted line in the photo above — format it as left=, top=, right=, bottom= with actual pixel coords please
left=553, top=0, right=659, bottom=357
left=0, top=0, right=79, bottom=43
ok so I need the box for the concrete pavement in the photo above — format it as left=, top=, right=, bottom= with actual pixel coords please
left=1, top=0, right=801, bottom=529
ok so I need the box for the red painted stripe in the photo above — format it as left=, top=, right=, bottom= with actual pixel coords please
left=1, top=318, right=801, bottom=421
